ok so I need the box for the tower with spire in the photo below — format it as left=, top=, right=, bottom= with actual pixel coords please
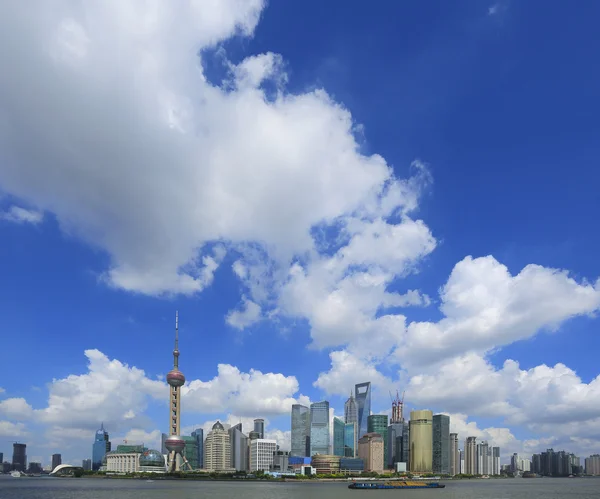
left=164, top=311, right=192, bottom=471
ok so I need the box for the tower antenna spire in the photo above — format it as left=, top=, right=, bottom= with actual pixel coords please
left=173, top=311, right=180, bottom=369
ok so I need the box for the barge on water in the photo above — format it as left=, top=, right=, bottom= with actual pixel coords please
left=349, top=480, right=445, bottom=490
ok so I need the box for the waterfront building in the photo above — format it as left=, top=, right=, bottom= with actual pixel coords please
left=477, top=440, right=489, bottom=475
left=92, top=424, right=111, bottom=471
left=51, top=454, right=62, bottom=471
left=367, top=414, right=388, bottom=466
left=358, top=432, right=384, bottom=473
left=82, top=459, right=92, bottom=471
left=249, top=438, right=277, bottom=472
left=271, top=450, right=291, bottom=473
left=432, top=414, right=449, bottom=474
left=228, top=423, right=249, bottom=471
left=585, top=454, right=600, bottom=475
left=139, top=449, right=167, bottom=473
left=0, top=452, right=2, bottom=464
left=204, top=421, right=233, bottom=472
left=309, top=401, right=330, bottom=456
left=106, top=444, right=165, bottom=473
left=191, top=428, right=204, bottom=469
left=333, top=417, right=345, bottom=456
left=449, top=433, right=459, bottom=476
left=28, top=462, right=42, bottom=474
left=164, top=312, right=189, bottom=471
left=492, top=446, right=500, bottom=475
left=311, top=454, right=341, bottom=474
left=2, top=462, right=11, bottom=474
left=465, top=437, right=477, bottom=475
left=181, top=436, right=199, bottom=469
left=355, top=382, right=371, bottom=440
left=12, top=443, right=26, bottom=472
left=340, top=457, right=364, bottom=472
left=291, top=404, right=310, bottom=457
left=253, top=419, right=265, bottom=439
left=344, top=421, right=357, bottom=457
left=409, top=410, right=432, bottom=473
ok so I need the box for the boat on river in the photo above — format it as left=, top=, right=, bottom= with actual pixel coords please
left=349, top=480, right=445, bottom=489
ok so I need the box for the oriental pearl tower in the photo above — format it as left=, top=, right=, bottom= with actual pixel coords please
left=165, top=312, right=192, bottom=471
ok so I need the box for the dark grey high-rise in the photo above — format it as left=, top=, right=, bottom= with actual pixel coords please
left=12, top=443, right=26, bottom=472
left=51, top=454, right=62, bottom=471
left=291, top=404, right=310, bottom=456
left=432, top=414, right=450, bottom=474
left=229, top=423, right=249, bottom=471
left=253, top=419, right=265, bottom=439
left=191, top=428, right=204, bottom=469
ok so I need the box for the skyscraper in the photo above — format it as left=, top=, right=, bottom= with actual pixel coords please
left=164, top=312, right=191, bottom=471
left=492, top=446, right=500, bottom=475
left=344, top=392, right=358, bottom=456
left=465, top=437, right=477, bottom=475
left=409, top=410, right=433, bottom=473
left=333, top=417, right=345, bottom=456
left=191, top=428, right=204, bottom=469
left=355, top=382, right=371, bottom=440
left=367, top=414, right=388, bottom=467
left=204, top=421, right=232, bottom=472
left=82, top=459, right=92, bottom=471
left=310, top=401, right=330, bottom=456
left=432, top=414, right=450, bottom=474
left=449, top=433, right=459, bottom=476
left=12, top=443, right=26, bottom=472
left=478, top=441, right=489, bottom=475
left=229, top=423, right=249, bottom=471
left=51, top=454, right=62, bottom=471
left=253, top=419, right=265, bottom=439
left=291, top=404, right=310, bottom=457
left=92, top=424, right=110, bottom=471
left=344, top=392, right=358, bottom=424
left=344, top=422, right=357, bottom=457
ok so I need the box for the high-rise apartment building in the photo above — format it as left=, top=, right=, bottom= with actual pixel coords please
left=465, top=437, right=477, bottom=475
left=492, top=447, right=500, bottom=475
left=204, top=421, right=232, bottom=472
left=12, top=443, right=26, bottom=472
left=291, top=404, right=310, bottom=457
left=585, top=454, right=600, bottom=475
left=449, top=433, right=459, bottom=476
left=228, top=423, right=248, bottom=471
left=432, top=414, right=449, bottom=474
left=333, top=417, right=345, bottom=456
left=253, top=419, right=265, bottom=439
left=477, top=441, right=489, bottom=475
left=51, top=454, right=62, bottom=471
left=367, top=414, right=388, bottom=467
left=191, top=428, right=204, bottom=469
left=355, top=382, right=371, bottom=439
left=92, top=424, right=111, bottom=471
left=459, top=449, right=464, bottom=474
left=358, top=433, right=384, bottom=473
left=250, top=439, right=277, bottom=472
left=310, top=401, right=330, bottom=456
left=409, top=410, right=433, bottom=473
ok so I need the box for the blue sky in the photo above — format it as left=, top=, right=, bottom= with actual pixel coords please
left=1, top=0, right=599, bottom=467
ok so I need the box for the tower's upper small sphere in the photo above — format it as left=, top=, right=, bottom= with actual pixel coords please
left=167, top=369, right=185, bottom=387
left=164, top=435, right=186, bottom=453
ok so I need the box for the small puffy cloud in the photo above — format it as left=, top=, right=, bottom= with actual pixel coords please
left=226, top=296, right=262, bottom=329
left=0, top=206, right=43, bottom=224
left=0, top=397, right=34, bottom=420
left=0, top=420, right=28, bottom=437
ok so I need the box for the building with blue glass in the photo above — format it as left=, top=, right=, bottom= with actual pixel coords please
left=340, top=457, right=364, bottom=472
left=333, top=417, right=345, bottom=456
left=344, top=422, right=357, bottom=457
left=355, top=382, right=371, bottom=440
left=92, top=423, right=111, bottom=471
left=310, top=401, right=330, bottom=456
left=191, top=428, right=203, bottom=469
left=291, top=404, right=310, bottom=457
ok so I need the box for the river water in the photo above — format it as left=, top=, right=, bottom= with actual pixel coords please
left=0, top=476, right=599, bottom=498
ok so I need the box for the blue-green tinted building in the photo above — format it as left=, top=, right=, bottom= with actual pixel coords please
left=355, top=382, right=371, bottom=439
left=191, top=428, right=204, bottom=469
left=310, top=401, right=330, bottom=456
left=344, top=422, right=357, bottom=457
left=92, top=423, right=111, bottom=471
left=333, top=417, right=345, bottom=456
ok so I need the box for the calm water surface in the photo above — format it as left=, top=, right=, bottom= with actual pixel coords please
left=1, top=476, right=599, bottom=499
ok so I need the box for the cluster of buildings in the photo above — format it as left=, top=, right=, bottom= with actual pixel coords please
left=0, top=445, right=62, bottom=474
left=508, top=450, right=599, bottom=477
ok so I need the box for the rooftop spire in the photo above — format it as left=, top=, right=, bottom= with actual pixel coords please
left=173, top=311, right=180, bottom=369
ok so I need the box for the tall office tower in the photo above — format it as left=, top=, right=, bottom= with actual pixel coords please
left=229, top=423, right=249, bottom=471
left=250, top=439, right=277, bottom=472
left=191, top=428, right=204, bottom=469
left=12, top=443, right=26, bottom=472
left=92, top=424, right=110, bottom=471
left=510, top=452, right=519, bottom=473
left=204, top=421, right=232, bottom=472
left=82, top=459, right=92, bottom=471
left=409, top=410, right=433, bottom=473
left=344, top=422, right=357, bottom=457
left=253, top=419, right=265, bottom=439
left=355, top=382, right=371, bottom=440
left=51, top=454, right=62, bottom=471
left=358, top=433, right=385, bottom=473
left=492, top=447, right=500, bottom=475
left=449, top=433, right=459, bottom=475
left=344, top=391, right=358, bottom=424
left=309, top=401, right=330, bottom=456
left=477, top=440, right=489, bottom=475
left=390, top=391, right=405, bottom=423
left=532, top=453, right=541, bottom=474
left=333, top=417, right=345, bottom=456
left=387, top=422, right=404, bottom=467
left=367, top=414, right=388, bottom=467
left=165, top=312, right=192, bottom=471
left=432, top=414, right=450, bottom=474
left=291, top=404, right=310, bottom=457
left=465, top=437, right=477, bottom=475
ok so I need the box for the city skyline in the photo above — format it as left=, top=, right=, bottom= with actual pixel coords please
left=1, top=0, right=600, bottom=470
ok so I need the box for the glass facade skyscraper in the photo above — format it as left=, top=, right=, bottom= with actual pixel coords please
left=367, top=414, right=388, bottom=467
left=253, top=419, right=264, bottom=439
left=191, top=428, right=204, bottom=469
left=333, top=417, right=345, bottom=456
left=344, top=422, right=357, bottom=457
left=291, top=404, right=310, bottom=456
left=432, top=414, right=450, bottom=474
left=310, top=401, right=330, bottom=456
left=344, top=393, right=357, bottom=424
left=92, top=423, right=111, bottom=471
left=355, top=382, right=371, bottom=440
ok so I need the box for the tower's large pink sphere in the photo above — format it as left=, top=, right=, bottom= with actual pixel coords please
left=167, top=369, right=185, bottom=387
